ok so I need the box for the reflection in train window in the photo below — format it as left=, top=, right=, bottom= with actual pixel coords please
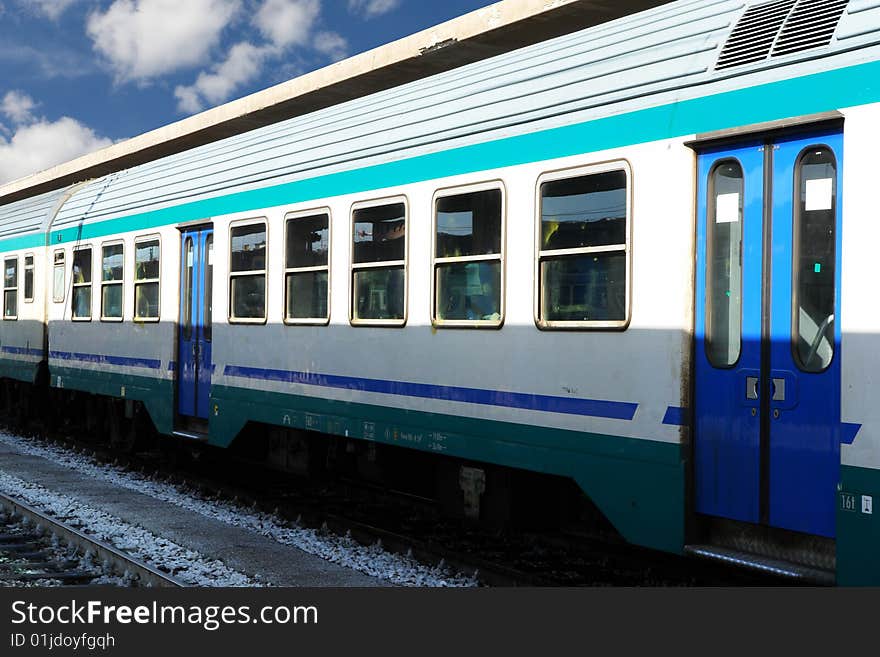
left=793, top=147, right=837, bottom=373
left=705, top=160, right=744, bottom=368
left=351, top=201, right=406, bottom=324
left=72, top=247, right=92, bottom=320
left=3, top=256, right=17, bottom=319
left=101, top=242, right=124, bottom=321
left=434, top=186, right=503, bottom=327
left=229, top=221, right=267, bottom=322
left=285, top=212, right=329, bottom=323
left=134, top=237, right=160, bottom=321
left=23, top=255, right=33, bottom=303
left=538, top=167, right=629, bottom=328
left=53, top=251, right=65, bottom=303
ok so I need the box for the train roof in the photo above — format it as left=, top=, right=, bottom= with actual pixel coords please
left=0, top=185, right=73, bottom=244
left=10, top=0, right=880, bottom=239
left=0, top=0, right=669, bottom=207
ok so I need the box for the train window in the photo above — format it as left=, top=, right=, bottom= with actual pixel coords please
left=134, top=237, right=160, bottom=321
left=433, top=185, right=504, bottom=327
left=53, top=251, right=65, bottom=303
left=3, top=257, right=17, bottom=319
left=23, top=255, right=33, bottom=303
left=101, top=243, right=124, bottom=321
left=285, top=211, right=330, bottom=324
left=793, top=146, right=837, bottom=373
left=351, top=199, right=407, bottom=325
left=183, top=237, right=194, bottom=340
left=705, top=160, right=744, bottom=368
left=204, top=234, right=213, bottom=341
left=229, top=221, right=267, bottom=322
left=72, top=247, right=92, bottom=320
left=536, top=165, right=630, bottom=329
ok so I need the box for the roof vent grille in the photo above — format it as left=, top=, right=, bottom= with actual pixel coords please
left=716, top=0, right=849, bottom=70
left=772, top=0, right=849, bottom=56
left=716, top=0, right=796, bottom=70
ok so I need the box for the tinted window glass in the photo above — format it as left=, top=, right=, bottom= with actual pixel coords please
left=24, top=256, right=33, bottom=301
left=135, top=240, right=160, bottom=280
left=286, top=214, right=329, bottom=269
left=436, top=190, right=502, bottom=258
left=436, top=261, right=501, bottom=321
left=353, top=203, right=405, bottom=264
left=540, top=252, right=626, bottom=322
left=286, top=271, right=329, bottom=319
left=73, top=249, right=91, bottom=284
left=794, top=147, right=836, bottom=372
left=706, top=161, right=744, bottom=368
left=231, top=224, right=267, bottom=272
left=353, top=267, right=404, bottom=320
left=541, top=171, right=626, bottom=250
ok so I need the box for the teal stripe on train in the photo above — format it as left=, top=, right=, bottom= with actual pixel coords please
left=838, top=465, right=880, bottom=585
left=209, top=383, right=685, bottom=555
left=31, top=58, right=880, bottom=249
left=51, top=365, right=174, bottom=435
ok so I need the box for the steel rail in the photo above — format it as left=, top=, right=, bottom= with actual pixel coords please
left=0, top=491, right=184, bottom=587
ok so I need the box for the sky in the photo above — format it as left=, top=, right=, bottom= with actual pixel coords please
left=0, top=0, right=497, bottom=186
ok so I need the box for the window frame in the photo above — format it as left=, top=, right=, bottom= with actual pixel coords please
left=790, top=143, right=838, bottom=374
left=71, top=245, right=93, bottom=322
left=100, top=239, right=125, bottom=322
left=283, top=207, right=332, bottom=326
left=228, top=218, right=268, bottom=325
left=349, top=195, right=409, bottom=327
left=23, top=253, right=34, bottom=304
left=133, top=234, right=161, bottom=323
left=704, top=158, right=745, bottom=369
left=533, top=160, right=633, bottom=331
left=52, top=250, right=66, bottom=303
left=3, top=255, right=17, bottom=320
left=431, top=180, right=506, bottom=329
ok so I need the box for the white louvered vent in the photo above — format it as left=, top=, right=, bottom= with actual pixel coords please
left=716, top=0, right=849, bottom=70
left=772, top=0, right=849, bottom=56
left=716, top=0, right=796, bottom=70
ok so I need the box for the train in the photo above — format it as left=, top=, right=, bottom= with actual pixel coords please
left=0, top=0, right=878, bottom=585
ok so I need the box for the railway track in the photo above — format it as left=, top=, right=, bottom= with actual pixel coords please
left=3, top=425, right=800, bottom=587
left=43, top=434, right=791, bottom=587
left=0, top=491, right=183, bottom=588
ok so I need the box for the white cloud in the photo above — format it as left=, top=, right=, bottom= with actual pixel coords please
left=174, top=42, right=269, bottom=113
left=1, top=91, right=37, bottom=125
left=313, top=31, right=348, bottom=61
left=23, top=0, right=78, bottom=20
left=347, top=0, right=400, bottom=19
left=86, top=0, right=241, bottom=82
left=0, top=117, right=112, bottom=184
left=253, top=0, right=320, bottom=49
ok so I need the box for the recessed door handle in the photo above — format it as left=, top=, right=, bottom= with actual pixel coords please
left=772, top=377, right=786, bottom=402
left=746, top=376, right=758, bottom=400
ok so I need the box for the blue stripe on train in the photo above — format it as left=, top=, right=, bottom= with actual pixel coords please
left=1, top=346, right=45, bottom=357
left=662, top=406, right=688, bottom=426
left=223, top=364, right=638, bottom=420
left=49, top=350, right=162, bottom=370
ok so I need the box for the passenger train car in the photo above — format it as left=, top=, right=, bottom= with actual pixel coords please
left=0, top=0, right=878, bottom=584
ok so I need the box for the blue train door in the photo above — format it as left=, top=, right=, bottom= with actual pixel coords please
left=695, top=129, right=842, bottom=538
left=177, top=226, right=213, bottom=421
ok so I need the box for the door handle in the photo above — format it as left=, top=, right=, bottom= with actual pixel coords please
left=771, top=377, right=785, bottom=402
left=746, top=376, right=759, bottom=400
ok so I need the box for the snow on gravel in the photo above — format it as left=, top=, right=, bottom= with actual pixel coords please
left=0, top=470, right=258, bottom=587
left=0, top=432, right=478, bottom=587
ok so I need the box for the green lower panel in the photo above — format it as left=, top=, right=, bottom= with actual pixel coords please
left=838, top=465, right=880, bottom=586
left=51, top=366, right=174, bottom=435
left=210, top=385, right=684, bottom=554
left=0, top=358, right=40, bottom=384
